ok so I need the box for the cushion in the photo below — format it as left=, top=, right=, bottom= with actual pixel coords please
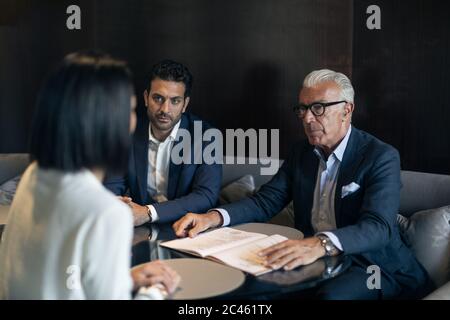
left=218, top=175, right=296, bottom=229
left=423, top=280, right=450, bottom=300
left=397, top=206, right=450, bottom=287
left=219, top=174, right=255, bottom=205
left=0, top=174, right=21, bottom=205
left=269, top=201, right=295, bottom=227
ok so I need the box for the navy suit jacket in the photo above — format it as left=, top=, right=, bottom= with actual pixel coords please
left=105, top=113, right=222, bottom=223
left=222, top=127, right=429, bottom=295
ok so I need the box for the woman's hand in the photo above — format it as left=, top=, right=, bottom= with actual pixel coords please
left=130, top=260, right=181, bottom=294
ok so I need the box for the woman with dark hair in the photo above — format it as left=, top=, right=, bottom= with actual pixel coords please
left=0, top=52, right=180, bottom=299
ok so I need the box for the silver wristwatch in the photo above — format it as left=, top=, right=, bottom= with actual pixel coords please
left=146, top=205, right=153, bottom=223
left=317, top=235, right=339, bottom=256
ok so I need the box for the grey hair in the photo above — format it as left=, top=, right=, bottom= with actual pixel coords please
left=303, top=69, right=354, bottom=103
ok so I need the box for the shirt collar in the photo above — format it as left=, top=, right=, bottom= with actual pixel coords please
left=332, top=125, right=352, bottom=162
left=149, top=119, right=181, bottom=144
left=314, top=126, right=352, bottom=162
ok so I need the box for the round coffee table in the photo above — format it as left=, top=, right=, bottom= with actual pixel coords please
left=161, top=258, right=245, bottom=300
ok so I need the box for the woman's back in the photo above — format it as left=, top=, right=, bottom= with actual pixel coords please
left=0, top=162, right=133, bottom=299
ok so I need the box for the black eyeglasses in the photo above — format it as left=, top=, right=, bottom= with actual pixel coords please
left=293, top=100, right=347, bottom=117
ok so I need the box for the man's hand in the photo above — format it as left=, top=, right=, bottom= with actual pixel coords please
left=117, top=196, right=132, bottom=204
left=117, top=196, right=150, bottom=226
left=131, top=260, right=180, bottom=294
left=172, top=211, right=223, bottom=238
left=258, top=237, right=326, bottom=271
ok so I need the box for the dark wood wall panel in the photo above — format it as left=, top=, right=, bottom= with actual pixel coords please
left=2, top=1, right=448, bottom=175
left=0, top=0, right=352, bottom=159
left=353, top=0, right=450, bottom=174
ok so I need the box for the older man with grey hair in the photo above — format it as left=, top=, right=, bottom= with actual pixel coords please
left=173, top=69, right=432, bottom=299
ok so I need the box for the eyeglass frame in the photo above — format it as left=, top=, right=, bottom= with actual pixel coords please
left=293, top=100, right=347, bottom=117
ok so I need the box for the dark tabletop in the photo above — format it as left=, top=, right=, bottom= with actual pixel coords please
left=0, top=222, right=350, bottom=299
left=131, top=223, right=351, bottom=299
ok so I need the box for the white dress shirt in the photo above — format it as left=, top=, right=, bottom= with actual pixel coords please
left=0, top=162, right=134, bottom=299
left=146, top=120, right=181, bottom=222
left=216, top=127, right=353, bottom=252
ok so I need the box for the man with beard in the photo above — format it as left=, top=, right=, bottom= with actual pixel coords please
left=105, top=60, right=222, bottom=226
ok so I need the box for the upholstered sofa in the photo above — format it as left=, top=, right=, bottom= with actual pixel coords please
left=0, top=154, right=30, bottom=225
left=222, top=158, right=450, bottom=299
left=1, top=153, right=449, bottom=299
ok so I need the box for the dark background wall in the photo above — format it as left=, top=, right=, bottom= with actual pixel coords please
left=1, top=0, right=449, bottom=174
left=353, top=0, right=450, bottom=174
left=0, top=0, right=352, bottom=159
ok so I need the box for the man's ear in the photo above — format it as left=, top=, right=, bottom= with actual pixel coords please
left=143, top=90, right=149, bottom=107
left=182, top=97, right=190, bottom=113
left=344, top=102, right=354, bottom=116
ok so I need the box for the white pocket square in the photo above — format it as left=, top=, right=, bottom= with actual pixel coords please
left=341, top=182, right=360, bottom=198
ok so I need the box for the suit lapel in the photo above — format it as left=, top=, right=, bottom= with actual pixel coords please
left=298, top=146, right=319, bottom=235
left=134, top=117, right=150, bottom=203
left=334, top=128, right=366, bottom=226
left=167, top=114, right=188, bottom=200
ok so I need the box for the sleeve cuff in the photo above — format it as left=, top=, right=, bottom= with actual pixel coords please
left=208, top=208, right=230, bottom=226
left=147, top=205, right=159, bottom=223
left=316, top=231, right=344, bottom=252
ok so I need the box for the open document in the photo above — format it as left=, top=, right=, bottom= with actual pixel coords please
left=160, top=227, right=288, bottom=276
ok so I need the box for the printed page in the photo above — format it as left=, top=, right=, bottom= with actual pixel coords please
left=208, top=234, right=288, bottom=276
left=160, top=227, right=267, bottom=257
